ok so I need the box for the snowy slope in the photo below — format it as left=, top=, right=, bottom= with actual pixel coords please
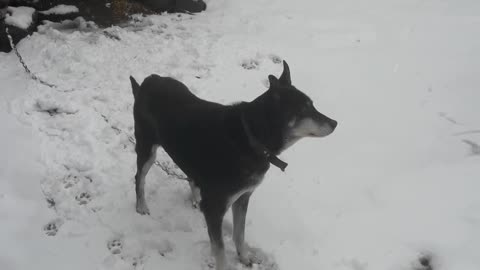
left=1, top=0, right=480, bottom=269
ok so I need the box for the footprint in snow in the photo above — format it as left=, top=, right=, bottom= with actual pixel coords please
left=462, top=139, right=480, bottom=156
left=170, top=14, right=193, bottom=22
left=46, top=197, right=56, bottom=208
left=155, top=239, right=174, bottom=257
left=269, top=54, right=283, bottom=64
left=414, top=253, right=433, bottom=270
left=75, top=192, right=92, bottom=205
left=34, top=99, right=78, bottom=116
left=62, top=173, right=92, bottom=189
left=241, top=58, right=260, bottom=70
left=63, top=174, right=80, bottom=189
left=107, top=239, right=123, bottom=255
left=131, top=256, right=146, bottom=268
left=43, top=219, right=62, bottom=236
left=241, top=55, right=283, bottom=70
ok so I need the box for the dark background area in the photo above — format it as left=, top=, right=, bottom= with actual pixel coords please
left=0, top=0, right=207, bottom=52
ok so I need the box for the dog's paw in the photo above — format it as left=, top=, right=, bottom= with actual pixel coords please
left=136, top=201, right=150, bottom=215
left=205, top=260, right=236, bottom=270
left=238, top=247, right=266, bottom=267
left=239, top=252, right=262, bottom=267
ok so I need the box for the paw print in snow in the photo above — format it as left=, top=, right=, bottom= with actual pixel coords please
left=75, top=192, right=91, bottom=205
left=46, top=197, right=55, bottom=208
left=43, top=220, right=62, bottom=236
left=107, top=239, right=123, bottom=255
left=269, top=54, right=282, bottom=64
left=241, top=59, right=260, bottom=70
left=63, top=174, right=80, bottom=189
left=463, top=139, right=480, bottom=156
left=415, top=254, right=433, bottom=270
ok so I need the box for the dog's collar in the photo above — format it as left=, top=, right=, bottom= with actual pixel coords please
left=240, top=114, right=288, bottom=172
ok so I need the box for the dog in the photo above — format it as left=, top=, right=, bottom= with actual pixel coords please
left=130, top=61, right=337, bottom=270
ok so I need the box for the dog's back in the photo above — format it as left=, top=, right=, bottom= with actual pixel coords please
left=130, top=75, right=260, bottom=188
left=131, top=75, right=218, bottom=141
left=132, top=74, right=203, bottom=120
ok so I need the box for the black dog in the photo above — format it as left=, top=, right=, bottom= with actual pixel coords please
left=130, top=61, right=337, bottom=270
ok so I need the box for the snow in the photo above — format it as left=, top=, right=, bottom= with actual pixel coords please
left=39, top=5, right=79, bottom=15
left=1, top=0, right=480, bottom=269
left=5, top=6, right=35, bottom=29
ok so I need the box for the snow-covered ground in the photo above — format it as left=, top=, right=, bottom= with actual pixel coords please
left=1, top=0, right=480, bottom=269
left=39, top=5, right=79, bottom=16
left=5, top=6, right=36, bottom=29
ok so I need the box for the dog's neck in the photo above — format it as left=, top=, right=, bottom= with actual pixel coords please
left=240, top=113, right=288, bottom=171
left=234, top=91, right=290, bottom=170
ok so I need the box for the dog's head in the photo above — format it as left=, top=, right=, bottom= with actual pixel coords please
left=266, top=61, right=337, bottom=149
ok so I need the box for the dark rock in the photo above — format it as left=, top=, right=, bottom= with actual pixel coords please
left=8, top=0, right=41, bottom=9
left=175, top=0, right=206, bottom=13
left=0, top=0, right=9, bottom=9
left=138, top=0, right=172, bottom=12
left=0, top=7, right=37, bottom=53
left=138, top=0, right=206, bottom=14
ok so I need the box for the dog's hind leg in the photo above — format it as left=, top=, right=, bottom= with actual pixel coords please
left=201, top=199, right=228, bottom=270
left=232, top=192, right=261, bottom=266
left=134, top=141, right=158, bottom=215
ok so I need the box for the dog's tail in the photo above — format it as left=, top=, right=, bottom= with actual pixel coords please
left=130, top=76, right=140, bottom=99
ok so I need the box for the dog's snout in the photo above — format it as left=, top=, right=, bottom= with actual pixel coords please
left=330, top=119, right=338, bottom=129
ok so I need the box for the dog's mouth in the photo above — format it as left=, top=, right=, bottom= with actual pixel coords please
left=314, top=120, right=338, bottom=137
left=292, top=119, right=337, bottom=138
left=308, top=125, right=335, bottom=137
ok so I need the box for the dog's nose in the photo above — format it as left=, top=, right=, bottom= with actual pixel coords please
left=330, top=120, right=338, bottom=129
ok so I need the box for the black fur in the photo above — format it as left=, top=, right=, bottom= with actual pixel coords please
left=130, top=76, right=140, bottom=98
left=131, top=61, right=337, bottom=269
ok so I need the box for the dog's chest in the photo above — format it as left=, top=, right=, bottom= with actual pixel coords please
left=227, top=173, right=265, bottom=207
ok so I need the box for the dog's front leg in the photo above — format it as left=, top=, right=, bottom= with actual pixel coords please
left=202, top=200, right=228, bottom=270
left=232, top=192, right=261, bottom=266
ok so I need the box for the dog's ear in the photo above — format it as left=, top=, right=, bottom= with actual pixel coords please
left=268, top=75, right=280, bottom=88
left=279, top=60, right=291, bottom=85
left=268, top=75, right=282, bottom=101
